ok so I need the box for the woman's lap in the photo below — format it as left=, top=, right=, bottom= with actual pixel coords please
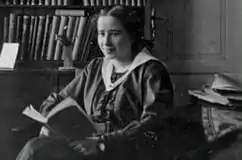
left=16, top=136, right=86, bottom=160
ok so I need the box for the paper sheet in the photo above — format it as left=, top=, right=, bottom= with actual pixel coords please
left=0, top=43, right=19, bottom=69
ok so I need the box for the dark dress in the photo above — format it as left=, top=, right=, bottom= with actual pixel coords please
left=16, top=48, right=174, bottom=160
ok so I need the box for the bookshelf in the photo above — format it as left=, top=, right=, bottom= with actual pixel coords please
left=0, top=0, right=153, bottom=70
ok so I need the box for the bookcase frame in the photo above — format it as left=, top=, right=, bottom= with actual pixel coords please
left=0, top=1, right=152, bottom=70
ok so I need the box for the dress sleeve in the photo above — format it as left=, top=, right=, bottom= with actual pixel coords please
left=102, top=61, right=174, bottom=153
left=39, top=60, right=94, bottom=116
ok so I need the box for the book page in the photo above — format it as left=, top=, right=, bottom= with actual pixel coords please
left=22, top=105, right=48, bottom=124
left=0, top=43, right=19, bottom=69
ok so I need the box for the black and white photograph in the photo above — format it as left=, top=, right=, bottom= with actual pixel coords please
left=0, top=0, right=241, bottom=160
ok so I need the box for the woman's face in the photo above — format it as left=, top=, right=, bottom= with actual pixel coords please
left=97, top=16, right=132, bottom=60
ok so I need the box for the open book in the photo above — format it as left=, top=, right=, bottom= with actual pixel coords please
left=22, top=97, right=97, bottom=143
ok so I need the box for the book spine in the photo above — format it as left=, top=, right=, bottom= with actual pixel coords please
left=120, top=0, right=125, bottom=5
left=95, top=0, right=100, bottom=6
left=137, top=0, right=142, bottom=6
left=12, top=0, right=19, bottom=5
left=90, top=0, right=95, bottom=6
left=5, top=0, right=10, bottom=4
left=80, top=18, right=92, bottom=62
left=125, top=0, right=131, bottom=6
left=29, top=16, right=39, bottom=60
left=19, top=15, right=30, bottom=60
left=72, top=16, right=88, bottom=61
left=63, top=0, right=73, bottom=5
left=8, top=13, right=17, bottom=42
left=83, top=0, right=89, bottom=6
left=108, top=0, right=114, bottom=5
left=114, top=0, right=119, bottom=5
left=57, top=0, right=63, bottom=6
left=40, top=15, right=52, bottom=60
left=71, top=17, right=80, bottom=44
left=131, top=0, right=136, bottom=6
left=102, top=0, right=108, bottom=6
left=3, top=15, right=9, bottom=42
left=45, top=0, right=51, bottom=5
left=16, top=15, right=23, bottom=44
left=52, top=0, right=57, bottom=6
left=54, top=16, right=68, bottom=60
left=27, top=16, right=35, bottom=56
left=38, top=0, right=44, bottom=5
left=46, top=16, right=61, bottom=60
left=26, top=0, right=31, bottom=5
left=33, top=15, right=46, bottom=60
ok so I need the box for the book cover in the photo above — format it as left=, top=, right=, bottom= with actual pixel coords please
left=22, top=97, right=97, bottom=143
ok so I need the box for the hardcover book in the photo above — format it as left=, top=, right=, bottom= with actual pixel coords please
left=22, top=97, right=97, bottom=143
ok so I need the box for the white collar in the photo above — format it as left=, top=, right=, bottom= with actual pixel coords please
left=101, top=48, right=160, bottom=91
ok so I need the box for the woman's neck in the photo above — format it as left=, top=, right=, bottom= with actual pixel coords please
left=111, top=58, right=132, bottom=73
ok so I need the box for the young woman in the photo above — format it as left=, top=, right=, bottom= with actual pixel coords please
left=17, top=5, right=174, bottom=160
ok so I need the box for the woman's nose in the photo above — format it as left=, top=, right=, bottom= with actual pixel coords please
left=103, top=34, right=112, bottom=45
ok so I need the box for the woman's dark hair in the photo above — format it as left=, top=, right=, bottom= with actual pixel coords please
left=91, top=5, right=153, bottom=55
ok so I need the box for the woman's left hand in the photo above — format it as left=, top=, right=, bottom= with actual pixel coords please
left=69, top=138, right=99, bottom=156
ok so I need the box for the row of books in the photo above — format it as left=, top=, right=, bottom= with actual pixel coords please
left=4, top=0, right=146, bottom=6
left=4, top=0, right=73, bottom=5
left=82, top=0, right=146, bottom=6
left=3, top=12, right=103, bottom=62
left=189, top=73, right=242, bottom=142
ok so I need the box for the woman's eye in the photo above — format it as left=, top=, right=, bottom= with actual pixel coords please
left=98, top=32, right=105, bottom=36
left=111, top=32, right=120, bottom=36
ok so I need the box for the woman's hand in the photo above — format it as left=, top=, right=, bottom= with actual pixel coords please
left=69, top=137, right=100, bottom=156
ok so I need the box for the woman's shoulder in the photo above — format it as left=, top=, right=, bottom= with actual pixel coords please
left=85, top=57, right=104, bottom=71
left=141, top=59, right=170, bottom=75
